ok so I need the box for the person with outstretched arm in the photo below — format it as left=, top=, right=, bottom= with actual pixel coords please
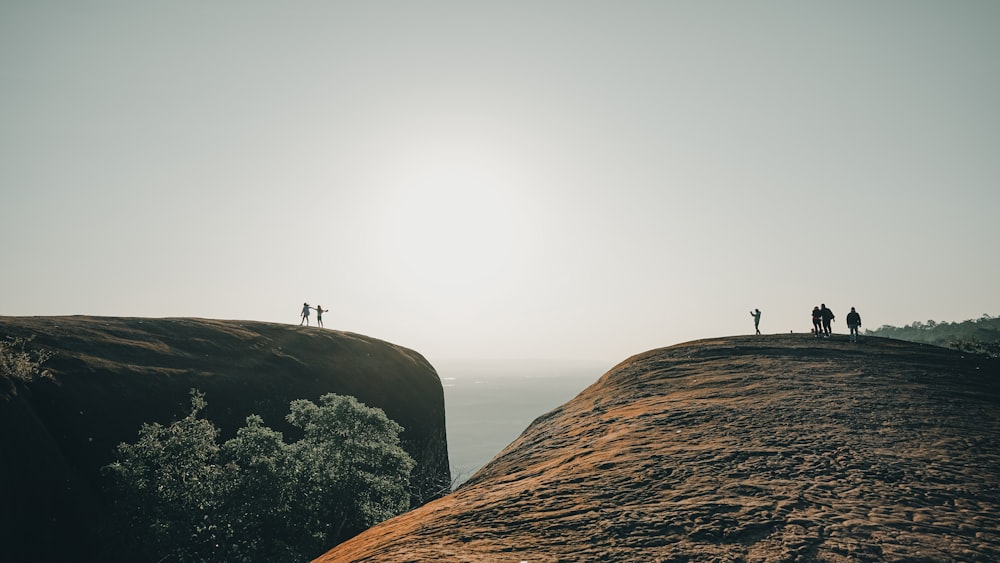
left=750, top=308, right=761, bottom=335
left=314, top=305, right=328, bottom=328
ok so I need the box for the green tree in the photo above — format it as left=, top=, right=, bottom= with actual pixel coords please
left=218, top=414, right=299, bottom=560
left=284, top=394, right=416, bottom=551
left=104, top=390, right=415, bottom=562
left=104, top=390, right=235, bottom=561
left=867, top=313, right=1000, bottom=357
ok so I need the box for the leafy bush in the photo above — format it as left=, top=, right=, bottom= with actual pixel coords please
left=0, top=336, right=53, bottom=383
left=283, top=394, right=416, bottom=549
left=104, top=390, right=235, bottom=560
left=104, top=390, right=415, bottom=562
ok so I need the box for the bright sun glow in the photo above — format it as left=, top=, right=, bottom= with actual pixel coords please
left=374, top=139, right=531, bottom=307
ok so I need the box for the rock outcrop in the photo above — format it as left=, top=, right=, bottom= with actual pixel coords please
left=318, top=334, right=1000, bottom=562
left=0, top=316, right=449, bottom=562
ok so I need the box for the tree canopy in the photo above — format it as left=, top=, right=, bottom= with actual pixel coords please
left=866, top=314, right=1000, bottom=357
left=104, top=390, right=415, bottom=562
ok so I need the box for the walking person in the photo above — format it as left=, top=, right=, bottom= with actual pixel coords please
left=750, top=308, right=761, bottom=335
left=820, top=304, right=835, bottom=337
left=812, top=306, right=823, bottom=337
left=314, top=305, right=328, bottom=328
left=300, top=302, right=311, bottom=326
left=846, top=307, right=862, bottom=343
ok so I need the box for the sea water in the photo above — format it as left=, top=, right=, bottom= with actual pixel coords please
left=436, top=359, right=610, bottom=488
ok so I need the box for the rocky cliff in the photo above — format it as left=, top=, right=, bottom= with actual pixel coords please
left=0, top=316, right=449, bottom=562
left=318, top=334, right=1000, bottom=562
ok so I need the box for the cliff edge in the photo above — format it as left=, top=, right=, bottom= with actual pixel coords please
left=0, top=315, right=449, bottom=561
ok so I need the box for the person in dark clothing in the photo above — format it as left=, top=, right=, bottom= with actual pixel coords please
left=820, top=304, right=835, bottom=337
left=846, top=307, right=862, bottom=342
left=750, top=308, right=761, bottom=335
left=812, top=306, right=823, bottom=337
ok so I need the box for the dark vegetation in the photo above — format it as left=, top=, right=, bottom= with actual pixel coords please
left=103, top=390, right=414, bottom=562
left=0, top=336, right=53, bottom=383
left=0, top=334, right=416, bottom=562
left=866, top=313, right=1000, bottom=357
left=0, top=316, right=450, bottom=562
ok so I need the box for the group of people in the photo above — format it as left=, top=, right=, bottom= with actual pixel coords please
left=299, top=303, right=328, bottom=327
left=811, top=304, right=835, bottom=337
left=810, top=304, right=864, bottom=342
left=749, top=305, right=864, bottom=342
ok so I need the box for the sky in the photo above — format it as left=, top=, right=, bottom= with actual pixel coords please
left=2, top=1, right=998, bottom=365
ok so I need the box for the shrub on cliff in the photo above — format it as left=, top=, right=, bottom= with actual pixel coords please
left=0, top=336, right=53, bottom=383
left=104, top=390, right=415, bottom=562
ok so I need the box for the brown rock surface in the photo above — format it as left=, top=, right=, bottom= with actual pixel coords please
left=318, top=334, right=1000, bottom=562
left=0, top=315, right=449, bottom=562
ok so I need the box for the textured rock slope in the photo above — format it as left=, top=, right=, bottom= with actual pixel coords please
left=0, top=316, right=449, bottom=562
left=319, top=334, right=1000, bottom=562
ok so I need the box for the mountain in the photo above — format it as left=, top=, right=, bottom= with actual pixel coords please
left=0, top=316, right=449, bottom=562
left=317, top=334, right=1000, bottom=562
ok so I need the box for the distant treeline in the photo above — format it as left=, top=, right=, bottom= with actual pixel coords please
left=866, top=314, right=1000, bottom=357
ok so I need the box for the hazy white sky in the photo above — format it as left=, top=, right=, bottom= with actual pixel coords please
left=2, top=1, right=998, bottom=364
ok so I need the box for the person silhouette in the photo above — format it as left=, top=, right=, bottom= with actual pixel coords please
left=812, top=306, right=823, bottom=337
left=750, top=309, right=761, bottom=335
left=300, top=302, right=311, bottom=326
left=820, top=304, right=835, bottom=337
left=846, top=306, right=862, bottom=342
left=314, top=305, right=328, bottom=328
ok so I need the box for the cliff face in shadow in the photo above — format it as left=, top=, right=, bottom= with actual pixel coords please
left=0, top=316, right=449, bottom=562
left=319, top=334, right=1000, bottom=562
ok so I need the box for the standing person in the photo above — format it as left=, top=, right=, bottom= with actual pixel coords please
left=820, top=304, right=835, bottom=337
left=750, top=308, right=761, bottom=335
left=300, top=302, right=311, bottom=326
left=846, top=307, right=862, bottom=342
left=812, top=306, right=823, bottom=337
left=314, top=305, right=328, bottom=328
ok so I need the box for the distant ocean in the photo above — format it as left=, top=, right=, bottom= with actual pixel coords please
left=434, top=359, right=611, bottom=488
